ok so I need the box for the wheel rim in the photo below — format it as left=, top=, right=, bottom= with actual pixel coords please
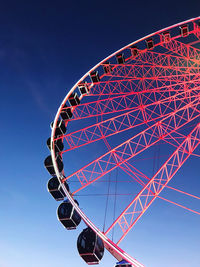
left=50, top=16, right=200, bottom=266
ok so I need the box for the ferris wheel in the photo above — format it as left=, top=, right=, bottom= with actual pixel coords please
left=44, top=17, right=200, bottom=267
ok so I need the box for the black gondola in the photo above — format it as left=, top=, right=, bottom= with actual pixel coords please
left=77, top=227, right=104, bottom=264
left=68, top=92, right=80, bottom=106
left=50, top=120, right=66, bottom=137
left=116, top=53, right=125, bottom=64
left=162, top=31, right=171, bottom=43
left=46, top=137, right=64, bottom=153
left=60, top=106, right=73, bottom=120
left=90, top=71, right=100, bottom=83
left=47, top=176, right=69, bottom=201
left=44, top=154, right=63, bottom=176
left=130, top=45, right=138, bottom=57
left=180, top=24, right=189, bottom=37
left=78, top=82, right=90, bottom=95
left=57, top=200, right=81, bottom=229
left=103, top=61, right=112, bottom=74
left=146, top=38, right=154, bottom=49
left=115, top=260, right=133, bottom=267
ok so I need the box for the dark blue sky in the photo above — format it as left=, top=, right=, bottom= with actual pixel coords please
left=0, top=1, right=200, bottom=267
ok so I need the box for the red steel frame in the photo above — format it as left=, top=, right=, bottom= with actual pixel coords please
left=51, top=17, right=200, bottom=267
left=105, top=123, right=200, bottom=244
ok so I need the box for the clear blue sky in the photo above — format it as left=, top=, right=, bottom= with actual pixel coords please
left=0, top=1, right=200, bottom=267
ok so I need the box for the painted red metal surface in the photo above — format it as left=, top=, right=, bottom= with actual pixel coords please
left=50, top=17, right=200, bottom=266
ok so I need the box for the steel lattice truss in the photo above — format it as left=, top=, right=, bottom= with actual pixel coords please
left=51, top=17, right=200, bottom=266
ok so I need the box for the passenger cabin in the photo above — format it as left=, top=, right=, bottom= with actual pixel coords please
left=130, top=45, right=138, bottom=57
left=68, top=92, right=80, bottom=106
left=50, top=120, right=66, bottom=138
left=116, top=53, right=125, bottom=64
left=44, top=155, right=63, bottom=176
left=146, top=38, right=154, bottom=49
left=60, top=106, right=73, bottom=121
left=78, top=82, right=90, bottom=95
left=162, top=31, right=171, bottom=43
left=77, top=227, right=104, bottom=265
left=47, top=176, right=69, bottom=201
left=103, top=61, right=112, bottom=74
left=90, top=71, right=100, bottom=83
left=180, top=24, right=189, bottom=37
left=46, top=137, right=64, bottom=153
left=57, top=200, right=81, bottom=229
left=115, top=260, right=133, bottom=267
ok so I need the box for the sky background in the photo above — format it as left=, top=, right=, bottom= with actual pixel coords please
left=0, top=1, right=200, bottom=267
